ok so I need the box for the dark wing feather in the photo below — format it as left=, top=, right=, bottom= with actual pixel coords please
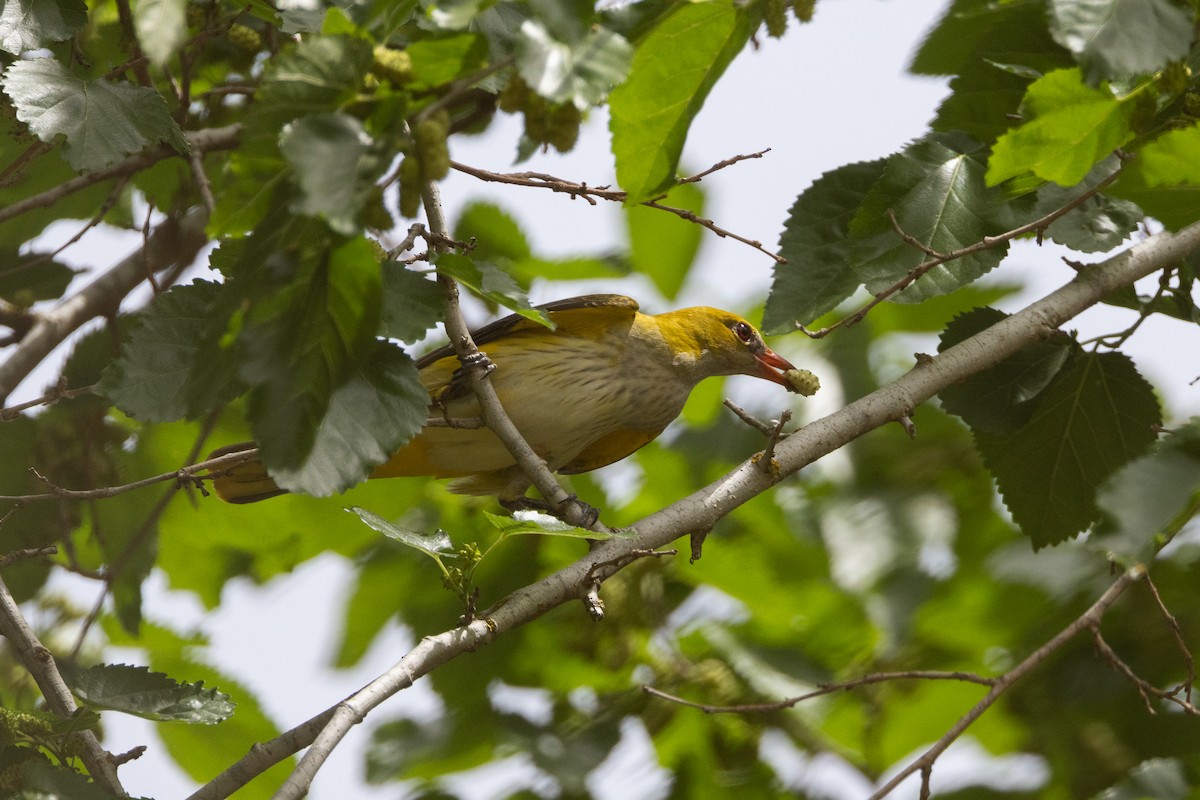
left=415, top=294, right=639, bottom=368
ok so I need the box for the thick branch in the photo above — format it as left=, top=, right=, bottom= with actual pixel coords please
left=217, top=219, right=1200, bottom=799
left=0, top=209, right=209, bottom=404
left=0, top=572, right=126, bottom=795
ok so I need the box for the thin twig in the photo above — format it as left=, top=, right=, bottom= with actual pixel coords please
left=0, top=125, right=240, bottom=228
left=644, top=669, right=997, bottom=715
left=0, top=546, right=57, bottom=568
left=722, top=398, right=776, bottom=436
left=803, top=160, right=1129, bottom=338
left=680, top=148, right=770, bottom=183
left=0, top=447, right=256, bottom=504
left=450, top=153, right=786, bottom=264
left=0, top=381, right=93, bottom=421
left=867, top=565, right=1145, bottom=800
left=1142, top=574, right=1196, bottom=704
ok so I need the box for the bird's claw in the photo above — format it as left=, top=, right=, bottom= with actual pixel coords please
left=460, top=348, right=495, bottom=374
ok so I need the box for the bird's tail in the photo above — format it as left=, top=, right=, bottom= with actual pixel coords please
left=207, top=442, right=287, bottom=504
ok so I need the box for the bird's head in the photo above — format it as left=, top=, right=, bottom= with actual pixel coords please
left=656, top=307, right=798, bottom=389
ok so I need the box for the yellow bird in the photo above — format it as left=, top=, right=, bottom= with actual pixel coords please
left=210, top=294, right=803, bottom=504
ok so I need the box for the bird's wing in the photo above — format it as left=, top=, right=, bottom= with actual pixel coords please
left=415, top=294, right=639, bottom=369
left=557, top=426, right=663, bottom=474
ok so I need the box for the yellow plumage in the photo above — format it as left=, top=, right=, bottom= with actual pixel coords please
left=210, top=294, right=797, bottom=504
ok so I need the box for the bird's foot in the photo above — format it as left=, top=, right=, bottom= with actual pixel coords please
left=459, top=348, right=495, bottom=375
left=501, top=494, right=601, bottom=529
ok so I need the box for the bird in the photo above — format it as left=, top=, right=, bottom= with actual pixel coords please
left=209, top=293, right=808, bottom=505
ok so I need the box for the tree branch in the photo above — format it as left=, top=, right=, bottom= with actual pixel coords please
left=214, top=215, right=1200, bottom=800
left=421, top=178, right=601, bottom=531
left=450, top=155, right=785, bottom=263
left=868, top=566, right=1145, bottom=800
left=0, top=209, right=210, bottom=404
left=803, top=160, right=1128, bottom=337
left=0, top=126, right=240, bottom=228
left=0, top=571, right=126, bottom=795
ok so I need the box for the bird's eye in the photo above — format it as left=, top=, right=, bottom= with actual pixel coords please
left=733, top=321, right=755, bottom=344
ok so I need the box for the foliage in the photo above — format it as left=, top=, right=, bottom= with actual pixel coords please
left=0, top=0, right=1198, bottom=799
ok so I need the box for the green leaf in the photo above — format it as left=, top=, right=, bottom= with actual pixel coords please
left=974, top=352, right=1161, bottom=548
left=624, top=181, right=703, bottom=300
left=98, top=280, right=245, bottom=422
left=1034, top=155, right=1142, bottom=252
left=517, top=19, right=631, bottom=107
left=937, top=307, right=1075, bottom=434
left=212, top=35, right=373, bottom=235
left=0, top=0, right=86, bottom=55
left=279, top=112, right=389, bottom=236
left=849, top=133, right=1026, bottom=303
left=1108, top=123, right=1200, bottom=230
left=348, top=506, right=454, bottom=556
left=435, top=251, right=551, bottom=327
left=0, top=58, right=188, bottom=171
left=932, top=62, right=1033, bottom=143
left=1048, top=0, right=1192, bottom=84
left=0, top=253, right=76, bottom=304
left=242, top=237, right=383, bottom=472
left=454, top=201, right=533, bottom=262
left=380, top=263, right=444, bottom=343
left=71, top=663, right=235, bottom=724
left=609, top=1, right=751, bottom=204
left=269, top=341, right=428, bottom=497
left=910, top=0, right=1017, bottom=76
left=407, top=32, right=489, bottom=89
left=986, top=67, right=1134, bottom=188
left=763, top=158, right=887, bottom=332
left=483, top=509, right=630, bottom=540
left=134, top=0, right=186, bottom=66
left=1092, top=421, right=1200, bottom=564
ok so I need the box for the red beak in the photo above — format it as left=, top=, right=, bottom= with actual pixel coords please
left=754, top=347, right=797, bottom=388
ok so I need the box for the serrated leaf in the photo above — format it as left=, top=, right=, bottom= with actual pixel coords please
left=279, top=112, right=389, bottom=236
left=0, top=58, right=188, bottom=171
left=71, top=663, right=235, bottom=724
left=381, top=263, right=443, bottom=343
left=98, top=280, right=245, bottom=422
left=212, top=36, right=373, bottom=235
left=269, top=341, right=428, bottom=496
left=986, top=67, right=1134, bottom=188
left=974, top=352, right=1161, bottom=548
left=1048, top=0, right=1192, bottom=84
left=348, top=506, right=454, bottom=556
left=763, top=158, right=886, bottom=332
left=134, top=0, right=186, bottom=66
left=609, top=1, right=751, bottom=205
left=242, top=237, right=383, bottom=472
left=849, top=133, right=1027, bottom=303
left=436, top=252, right=551, bottom=327
left=1034, top=155, right=1142, bottom=252
left=937, top=307, right=1076, bottom=434
left=0, top=0, right=86, bottom=55
left=483, top=509, right=629, bottom=540
left=517, top=19, right=631, bottom=107
left=625, top=181, right=703, bottom=301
